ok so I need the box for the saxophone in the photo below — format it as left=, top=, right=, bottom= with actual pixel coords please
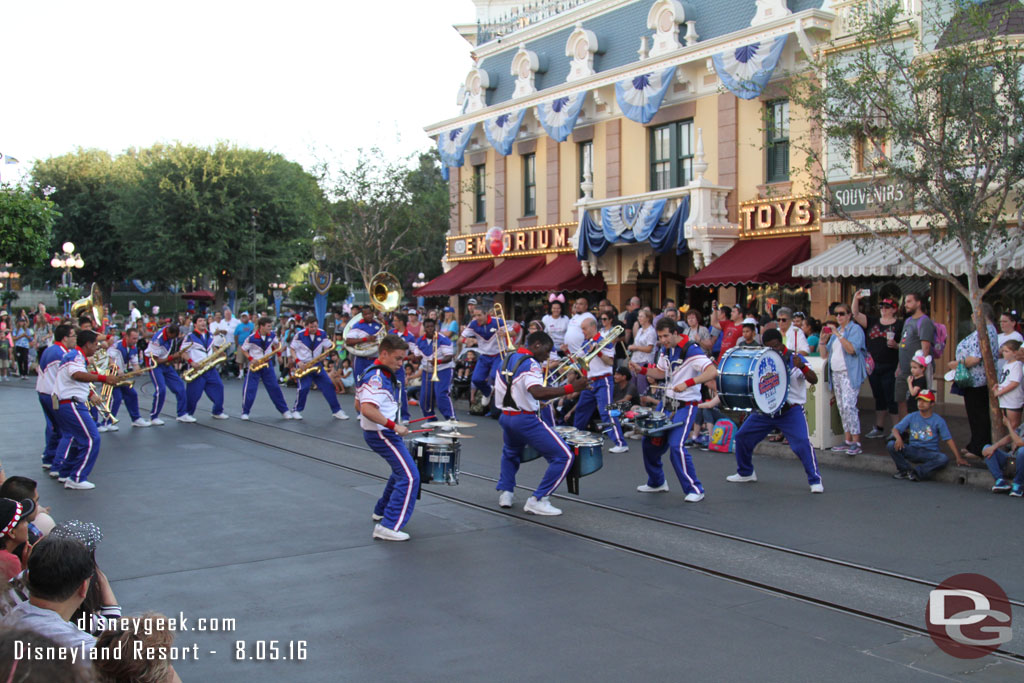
left=183, top=342, right=233, bottom=383
left=290, top=346, right=334, bottom=380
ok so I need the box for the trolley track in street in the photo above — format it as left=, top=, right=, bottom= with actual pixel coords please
left=176, top=414, right=1024, bottom=665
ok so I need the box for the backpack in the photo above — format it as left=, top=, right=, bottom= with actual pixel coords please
left=933, top=322, right=947, bottom=356
left=708, top=418, right=737, bottom=453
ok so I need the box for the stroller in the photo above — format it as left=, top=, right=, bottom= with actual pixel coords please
left=452, top=348, right=477, bottom=405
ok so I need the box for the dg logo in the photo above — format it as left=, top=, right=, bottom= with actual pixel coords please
left=926, top=573, right=1012, bottom=658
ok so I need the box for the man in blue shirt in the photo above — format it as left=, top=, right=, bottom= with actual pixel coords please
left=232, top=312, right=255, bottom=378
left=887, top=389, right=962, bottom=481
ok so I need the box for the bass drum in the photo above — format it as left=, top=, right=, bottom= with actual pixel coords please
left=716, top=347, right=789, bottom=415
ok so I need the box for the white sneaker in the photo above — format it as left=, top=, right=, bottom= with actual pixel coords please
left=57, top=476, right=67, bottom=482
left=150, top=417, right=166, bottom=426
left=609, top=445, right=629, bottom=454
left=240, top=413, right=250, bottom=421
left=684, top=492, right=705, bottom=503
left=290, top=411, right=303, bottom=420
left=107, top=424, right=119, bottom=432
left=132, top=419, right=151, bottom=428
left=212, top=412, right=230, bottom=420
left=333, top=410, right=349, bottom=420
left=97, top=424, right=109, bottom=433
left=372, top=513, right=383, bottom=521
left=41, top=463, right=50, bottom=471
left=480, top=393, right=490, bottom=407
left=810, top=483, right=824, bottom=494
left=48, top=470, right=60, bottom=479
left=726, top=472, right=758, bottom=483
left=524, top=496, right=562, bottom=516
left=373, top=524, right=410, bottom=541
left=498, top=491, right=514, bottom=508
left=636, top=482, right=669, bottom=493
left=238, top=371, right=244, bottom=379
left=176, top=414, right=197, bottom=423
left=64, top=479, right=96, bottom=490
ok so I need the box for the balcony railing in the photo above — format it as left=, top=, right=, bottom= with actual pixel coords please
left=831, top=0, right=920, bottom=38
left=476, top=0, right=590, bottom=44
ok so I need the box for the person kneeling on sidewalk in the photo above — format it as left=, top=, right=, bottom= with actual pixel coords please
left=887, top=390, right=965, bottom=481
left=981, top=414, right=1024, bottom=496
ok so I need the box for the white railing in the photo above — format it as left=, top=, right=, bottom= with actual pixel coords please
left=831, top=0, right=920, bottom=37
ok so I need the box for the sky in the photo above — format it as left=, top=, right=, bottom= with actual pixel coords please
left=1, top=0, right=477, bottom=181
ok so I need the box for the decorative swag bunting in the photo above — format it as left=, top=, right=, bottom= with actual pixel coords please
left=438, top=123, right=477, bottom=180
left=615, top=66, right=677, bottom=124
left=483, top=109, right=527, bottom=156
left=576, top=196, right=690, bottom=259
left=712, top=35, right=789, bottom=100
left=536, top=92, right=588, bottom=142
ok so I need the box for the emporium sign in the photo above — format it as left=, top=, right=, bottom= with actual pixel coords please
left=447, top=223, right=575, bottom=261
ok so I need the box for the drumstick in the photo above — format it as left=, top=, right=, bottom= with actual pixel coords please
left=407, top=416, right=435, bottom=424
left=408, top=428, right=434, bottom=434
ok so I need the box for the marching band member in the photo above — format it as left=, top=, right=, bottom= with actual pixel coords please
left=460, top=305, right=516, bottom=407
left=51, top=330, right=117, bottom=490
left=107, top=328, right=150, bottom=428
left=494, top=332, right=589, bottom=516
left=290, top=315, right=349, bottom=421
left=146, top=324, right=191, bottom=425
left=240, top=316, right=293, bottom=421
left=183, top=314, right=229, bottom=421
left=572, top=318, right=628, bottom=453
left=37, top=324, right=75, bottom=472
left=726, top=329, right=823, bottom=493
left=347, top=307, right=382, bottom=388
left=416, top=318, right=455, bottom=421
left=358, top=334, right=417, bottom=542
left=631, top=318, right=717, bottom=502
left=389, top=312, right=417, bottom=422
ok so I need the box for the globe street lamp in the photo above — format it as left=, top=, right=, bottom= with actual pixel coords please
left=269, top=280, right=289, bottom=318
left=50, top=242, right=84, bottom=314
left=412, top=271, right=427, bottom=306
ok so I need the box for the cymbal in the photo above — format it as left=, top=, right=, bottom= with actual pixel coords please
left=434, top=431, right=474, bottom=439
left=424, top=420, right=478, bottom=429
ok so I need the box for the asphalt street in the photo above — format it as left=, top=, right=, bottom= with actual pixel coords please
left=1, top=377, right=1021, bottom=681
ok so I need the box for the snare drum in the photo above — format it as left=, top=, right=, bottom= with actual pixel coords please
left=565, top=433, right=603, bottom=495
left=637, top=410, right=670, bottom=434
left=407, top=436, right=461, bottom=486
left=716, top=347, right=789, bottom=415
left=554, top=425, right=578, bottom=437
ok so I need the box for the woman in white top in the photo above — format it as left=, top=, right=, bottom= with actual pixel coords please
left=542, top=300, right=569, bottom=357
left=998, top=312, right=1023, bottom=347
left=628, top=309, right=657, bottom=394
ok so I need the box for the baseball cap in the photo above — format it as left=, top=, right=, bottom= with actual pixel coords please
left=917, top=389, right=937, bottom=403
left=443, top=306, right=454, bottom=313
left=880, top=298, right=897, bottom=308
left=0, top=498, right=36, bottom=536
left=49, top=519, right=104, bottom=550
left=467, top=298, right=478, bottom=305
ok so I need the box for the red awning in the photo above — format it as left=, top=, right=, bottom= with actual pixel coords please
left=506, top=253, right=606, bottom=293
left=462, top=255, right=547, bottom=295
left=686, top=236, right=811, bottom=288
left=416, top=261, right=494, bottom=297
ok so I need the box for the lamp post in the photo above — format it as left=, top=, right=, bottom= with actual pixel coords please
left=50, top=242, right=84, bottom=315
left=269, top=280, right=288, bottom=318
left=412, top=271, right=427, bottom=307
left=0, top=264, right=20, bottom=308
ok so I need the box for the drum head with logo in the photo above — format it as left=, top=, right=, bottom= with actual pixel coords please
left=751, top=349, right=788, bottom=414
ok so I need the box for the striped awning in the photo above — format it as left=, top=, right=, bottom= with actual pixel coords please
left=790, top=239, right=905, bottom=280
left=896, top=239, right=1024, bottom=277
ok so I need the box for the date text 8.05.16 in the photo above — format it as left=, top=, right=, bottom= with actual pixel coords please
left=234, top=640, right=307, bottom=661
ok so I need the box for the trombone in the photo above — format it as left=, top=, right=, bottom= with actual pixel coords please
left=430, top=330, right=440, bottom=383
left=545, top=325, right=625, bottom=387
left=490, top=302, right=516, bottom=358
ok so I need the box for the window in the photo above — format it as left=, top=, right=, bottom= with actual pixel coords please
left=473, top=164, right=486, bottom=223
left=578, top=141, right=593, bottom=198
left=766, top=99, right=790, bottom=183
left=854, top=134, right=887, bottom=175
left=523, top=153, right=536, bottom=216
left=649, top=120, right=694, bottom=191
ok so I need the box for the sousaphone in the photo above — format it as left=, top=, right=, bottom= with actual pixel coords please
left=342, top=272, right=403, bottom=357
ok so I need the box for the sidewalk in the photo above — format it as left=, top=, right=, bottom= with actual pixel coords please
left=751, top=396, right=1004, bottom=489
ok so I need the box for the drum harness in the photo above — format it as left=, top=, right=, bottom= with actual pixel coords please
left=499, top=352, right=537, bottom=415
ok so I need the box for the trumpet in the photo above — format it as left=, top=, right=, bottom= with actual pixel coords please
left=490, top=302, right=516, bottom=358
left=545, top=325, right=625, bottom=387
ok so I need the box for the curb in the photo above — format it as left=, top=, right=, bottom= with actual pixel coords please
left=750, top=440, right=994, bottom=489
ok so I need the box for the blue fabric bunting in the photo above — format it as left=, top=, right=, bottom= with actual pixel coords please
left=615, top=66, right=677, bottom=124
left=536, top=92, right=588, bottom=142
left=437, top=123, right=477, bottom=178
left=314, top=292, right=327, bottom=328
left=483, top=109, right=527, bottom=155
left=131, top=279, right=153, bottom=293
left=577, top=196, right=689, bottom=259
left=712, top=35, right=788, bottom=100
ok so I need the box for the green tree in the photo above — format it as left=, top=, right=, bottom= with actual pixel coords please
left=114, top=143, right=325, bottom=306
left=30, top=148, right=138, bottom=289
left=0, top=184, right=59, bottom=268
left=320, top=148, right=450, bottom=291
left=787, top=0, right=1024, bottom=441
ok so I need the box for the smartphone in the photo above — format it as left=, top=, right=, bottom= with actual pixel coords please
left=860, top=288, right=871, bottom=297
